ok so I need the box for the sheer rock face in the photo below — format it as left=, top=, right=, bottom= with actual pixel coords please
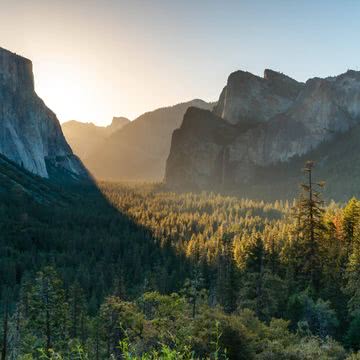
left=165, top=107, right=238, bottom=188
left=213, top=69, right=304, bottom=126
left=166, top=69, right=360, bottom=190
left=0, top=47, right=88, bottom=179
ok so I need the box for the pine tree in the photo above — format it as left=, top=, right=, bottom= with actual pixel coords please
left=342, top=198, right=360, bottom=260
left=345, top=227, right=360, bottom=316
left=295, top=161, right=325, bottom=292
left=247, top=237, right=266, bottom=318
left=7, top=304, right=26, bottom=360
left=182, top=265, right=205, bottom=318
left=216, top=231, right=237, bottom=314
left=239, top=237, right=285, bottom=320
left=7, top=277, right=33, bottom=360
left=28, top=267, right=69, bottom=353
left=68, top=281, right=87, bottom=341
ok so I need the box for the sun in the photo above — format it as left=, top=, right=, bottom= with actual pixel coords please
left=32, top=57, right=98, bottom=123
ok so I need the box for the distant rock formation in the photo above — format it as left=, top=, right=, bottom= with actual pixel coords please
left=166, top=107, right=237, bottom=188
left=108, top=117, right=130, bottom=134
left=213, top=69, right=304, bottom=126
left=62, top=117, right=130, bottom=159
left=165, top=69, right=360, bottom=193
left=84, top=99, right=215, bottom=181
left=0, top=47, right=89, bottom=180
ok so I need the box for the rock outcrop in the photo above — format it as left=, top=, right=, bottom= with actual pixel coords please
left=108, top=117, right=130, bottom=134
left=213, top=69, right=304, bottom=126
left=165, top=69, right=360, bottom=192
left=0, top=47, right=89, bottom=180
left=166, top=107, right=238, bottom=188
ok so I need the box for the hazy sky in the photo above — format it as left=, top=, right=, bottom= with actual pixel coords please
left=1, top=0, right=360, bottom=125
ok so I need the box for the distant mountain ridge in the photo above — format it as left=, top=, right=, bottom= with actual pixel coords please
left=0, top=47, right=89, bottom=181
left=62, top=117, right=130, bottom=159
left=165, top=69, right=360, bottom=200
left=82, top=99, right=215, bottom=181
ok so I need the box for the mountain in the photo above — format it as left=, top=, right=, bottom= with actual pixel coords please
left=213, top=69, right=304, bottom=126
left=62, top=117, right=129, bottom=159
left=0, top=47, right=89, bottom=181
left=241, top=121, right=360, bottom=201
left=109, top=116, right=131, bottom=133
left=84, top=99, right=214, bottom=181
left=165, top=69, right=360, bottom=200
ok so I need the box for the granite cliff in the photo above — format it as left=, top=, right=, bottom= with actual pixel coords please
left=213, top=69, right=304, bottom=126
left=0, top=47, right=89, bottom=180
left=165, top=69, right=360, bottom=195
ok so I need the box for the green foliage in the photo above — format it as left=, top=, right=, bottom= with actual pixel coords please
left=346, top=313, right=360, bottom=351
left=238, top=237, right=286, bottom=321
left=28, top=267, right=70, bottom=353
left=99, top=296, right=144, bottom=357
left=293, top=161, right=326, bottom=291
left=2, top=164, right=360, bottom=357
left=287, top=292, right=338, bottom=338
left=118, top=338, right=198, bottom=360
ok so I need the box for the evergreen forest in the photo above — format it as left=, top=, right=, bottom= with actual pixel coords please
left=2, top=163, right=360, bottom=359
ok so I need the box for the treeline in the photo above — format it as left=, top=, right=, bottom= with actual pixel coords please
left=1, top=162, right=360, bottom=357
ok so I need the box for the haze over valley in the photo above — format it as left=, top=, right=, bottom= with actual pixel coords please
left=60, top=67, right=360, bottom=201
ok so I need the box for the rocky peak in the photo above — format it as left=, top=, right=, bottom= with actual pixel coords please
left=181, top=107, right=215, bottom=130
left=213, top=68, right=303, bottom=126
left=264, top=69, right=294, bottom=83
left=165, top=68, right=360, bottom=191
left=180, top=107, right=235, bottom=138
left=227, top=70, right=260, bottom=84
left=107, top=116, right=130, bottom=133
left=111, top=116, right=130, bottom=126
left=327, top=69, right=360, bottom=82
left=329, top=70, right=360, bottom=120
left=0, top=47, right=34, bottom=92
left=263, top=69, right=304, bottom=98
left=0, top=47, right=89, bottom=180
left=165, top=107, right=237, bottom=188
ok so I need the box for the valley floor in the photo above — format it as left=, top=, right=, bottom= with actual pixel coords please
left=1, top=181, right=360, bottom=359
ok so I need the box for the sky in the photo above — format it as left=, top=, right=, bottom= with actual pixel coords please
left=1, top=0, right=360, bottom=125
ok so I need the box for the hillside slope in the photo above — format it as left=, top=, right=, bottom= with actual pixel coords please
left=0, top=154, right=75, bottom=204
left=85, top=99, right=214, bottom=181
left=62, top=117, right=130, bottom=159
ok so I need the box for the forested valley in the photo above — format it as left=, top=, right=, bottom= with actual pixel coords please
left=2, top=162, right=360, bottom=359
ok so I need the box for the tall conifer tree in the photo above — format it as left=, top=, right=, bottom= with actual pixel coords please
left=295, top=161, right=325, bottom=292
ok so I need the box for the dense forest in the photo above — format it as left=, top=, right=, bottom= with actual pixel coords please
left=2, top=162, right=360, bottom=358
